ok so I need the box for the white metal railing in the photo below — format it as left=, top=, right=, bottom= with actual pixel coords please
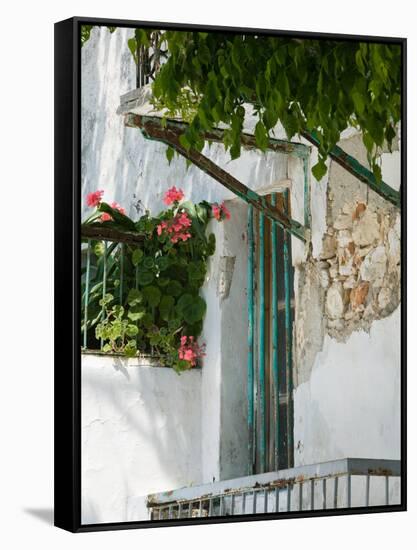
left=146, top=458, right=401, bottom=520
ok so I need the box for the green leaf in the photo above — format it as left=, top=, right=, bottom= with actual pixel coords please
left=168, top=318, right=182, bottom=331
left=127, top=288, right=143, bottom=306
left=372, top=161, right=382, bottom=183
left=355, top=49, right=366, bottom=76
left=128, top=305, right=146, bottom=321
left=176, top=293, right=194, bottom=315
left=352, top=91, right=365, bottom=115
left=93, top=241, right=105, bottom=256
left=126, top=324, right=139, bottom=337
left=182, top=296, right=207, bottom=324
left=142, top=313, right=154, bottom=329
left=98, top=203, right=136, bottom=231
left=112, top=305, right=125, bottom=320
left=143, top=285, right=162, bottom=307
left=156, top=256, right=170, bottom=271
left=254, top=121, right=268, bottom=151
left=179, top=133, right=191, bottom=150
left=166, top=146, right=175, bottom=164
left=188, top=261, right=206, bottom=280
left=143, top=256, right=155, bottom=269
left=132, top=248, right=143, bottom=266
left=311, top=159, right=328, bottom=181
left=137, top=269, right=154, bottom=286
left=207, top=233, right=216, bottom=255
left=159, top=295, right=175, bottom=321
left=99, top=293, right=114, bottom=307
left=128, top=38, right=138, bottom=63
left=124, top=339, right=137, bottom=357
left=165, top=280, right=183, bottom=297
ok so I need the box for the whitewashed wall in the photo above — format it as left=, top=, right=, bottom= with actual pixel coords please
left=81, top=25, right=401, bottom=523
left=293, top=129, right=402, bottom=467
left=293, top=307, right=401, bottom=465
left=81, top=355, right=202, bottom=524
left=81, top=26, right=295, bottom=523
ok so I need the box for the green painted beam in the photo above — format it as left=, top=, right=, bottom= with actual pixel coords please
left=301, top=130, right=400, bottom=208
left=125, top=114, right=306, bottom=242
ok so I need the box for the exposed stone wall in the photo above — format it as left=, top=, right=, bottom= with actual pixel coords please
left=321, top=198, right=400, bottom=341
left=294, top=133, right=401, bottom=385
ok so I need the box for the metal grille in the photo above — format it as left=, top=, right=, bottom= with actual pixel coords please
left=81, top=230, right=145, bottom=352
left=147, top=458, right=401, bottom=520
left=135, top=30, right=168, bottom=89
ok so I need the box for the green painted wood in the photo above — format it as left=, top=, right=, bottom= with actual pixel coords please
left=247, top=205, right=255, bottom=475
left=271, top=194, right=280, bottom=470
left=283, top=190, right=294, bottom=467
left=258, top=212, right=266, bottom=473
left=126, top=114, right=306, bottom=241
left=303, top=156, right=311, bottom=229
left=302, top=130, right=400, bottom=208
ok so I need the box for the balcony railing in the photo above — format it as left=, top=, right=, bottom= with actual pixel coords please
left=146, top=458, right=401, bottom=520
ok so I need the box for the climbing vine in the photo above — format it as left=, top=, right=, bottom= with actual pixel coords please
left=81, top=25, right=401, bottom=180
left=82, top=187, right=230, bottom=372
left=129, top=30, right=401, bottom=181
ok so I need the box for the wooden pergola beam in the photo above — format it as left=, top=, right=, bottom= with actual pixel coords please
left=124, top=113, right=307, bottom=242
left=81, top=224, right=145, bottom=246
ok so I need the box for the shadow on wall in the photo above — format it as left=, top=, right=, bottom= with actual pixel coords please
left=81, top=356, right=202, bottom=524
left=81, top=27, right=292, bottom=223
left=81, top=26, right=144, bottom=219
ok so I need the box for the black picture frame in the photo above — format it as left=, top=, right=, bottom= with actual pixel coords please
left=54, top=16, right=407, bottom=533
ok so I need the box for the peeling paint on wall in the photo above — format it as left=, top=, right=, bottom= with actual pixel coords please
left=294, top=132, right=401, bottom=385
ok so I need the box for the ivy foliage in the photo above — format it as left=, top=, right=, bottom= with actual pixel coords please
left=82, top=199, right=216, bottom=372
left=129, top=30, right=401, bottom=180
left=81, top=25, right=116, bottom=46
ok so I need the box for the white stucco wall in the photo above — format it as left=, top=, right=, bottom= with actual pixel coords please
left=294, top=306, right=401, bottom=465
left=293, top=128, right=402, bottom=467
left=81, top=355, right=202, bottom=524
left=81, top=27, right=293, bottom=223
left=81, top=24, right=296, bottom=493
left=81, top=25, right=401, bottom=522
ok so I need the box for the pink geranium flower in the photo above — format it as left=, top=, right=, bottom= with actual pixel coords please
left=212, top=204, right=221, bottom=220
left=178, top=336, right=206, bottom=368
left=211, top=201, right=231, bottom=221
left=111, top=201, right=126, bottom=215
left=163, top=186, right=184, bottom=206
left=86, top=190, right=104, bottom=208
left=156, top=211, right=192, bottom=243
left=100, top=201, right=126, bottom=222
left=100, top=212, right=112, bottom=222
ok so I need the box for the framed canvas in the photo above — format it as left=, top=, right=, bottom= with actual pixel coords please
left=54, top=16, right=407, bottom=532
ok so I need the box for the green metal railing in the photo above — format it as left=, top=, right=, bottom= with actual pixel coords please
left=81, top=231, right=144, bottom=352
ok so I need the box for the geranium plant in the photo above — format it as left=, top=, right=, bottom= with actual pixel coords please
left=82, top=187, right=229, bottom=372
